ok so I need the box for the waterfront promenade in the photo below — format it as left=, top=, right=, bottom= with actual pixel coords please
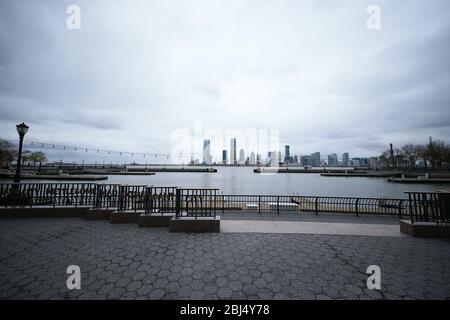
left=1, top=215, right=449, bottom=300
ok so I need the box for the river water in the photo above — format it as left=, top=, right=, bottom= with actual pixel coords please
left=21, top=167, right=447, bottom=198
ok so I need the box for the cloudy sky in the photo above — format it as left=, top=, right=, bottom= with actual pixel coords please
left=1, top=0, right=449, bottom=163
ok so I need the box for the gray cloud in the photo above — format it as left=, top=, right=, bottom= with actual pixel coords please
left=0, top=0, right=449, bottom=162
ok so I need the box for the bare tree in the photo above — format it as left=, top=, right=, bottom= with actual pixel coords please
left=381, top=148, right=402, bottom=168
left=414, top=144, right=428, bottom=168
left=426, top=140, right=447, bottom=169
left=401, top=144, right=418, bottom=167
left=0, top=138, right=16, bottom=168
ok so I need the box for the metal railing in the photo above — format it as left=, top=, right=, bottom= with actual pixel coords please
left=0, top=183, right=414, bottom=218
left=406, top=191, right=450, bottom=225
left=175, top=188, right=219, bottom=219
left=219, top=194, right=408, bottom=217
left=144, top=187, right=177, bottom=214
left=0, top=183, right=100, bottom=208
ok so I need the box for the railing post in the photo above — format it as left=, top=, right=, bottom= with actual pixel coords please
left=398, top=200, right=403, bottom=219
left=118, top=185, right=125, bottom=211
left=175, top=188, right=181, bottom=218
left=355, top=198, right=359, bottom=217
left=258, top=196, right=261, bottom=214
left=144, top=187, right=150, bottom=213
left=408, top=193, right=414, bottom=224
left=314, top=197, right=318, bottom=215
left=277, top=196, right=280, bottom=214
left=94, top=184, right=102, bottom=209
left=222, top=194, right=225, bottom=214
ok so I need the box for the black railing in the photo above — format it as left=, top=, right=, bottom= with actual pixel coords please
left=175, top=188, right=219, bottom=219
left=93, top=184, right=121, bottom=209
left=0, top=183, right=100, bottom=208
left=117, top=185, right=149, bottom=211
left=144, top=187, right=177, bottom=214
left=0, top=183, right=414, bottom=218
left=406, top=191, right=450, bottom=225
left=219, top=194, right=408, bottom=217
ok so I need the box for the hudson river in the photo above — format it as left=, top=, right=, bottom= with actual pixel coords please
left=86, top=167, right=448, bottom=198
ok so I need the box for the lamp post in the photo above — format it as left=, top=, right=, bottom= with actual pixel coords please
left=13, top=122, right=29, bottom=183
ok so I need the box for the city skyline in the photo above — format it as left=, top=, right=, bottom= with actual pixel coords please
left=200, top=138, right=383, bottom=166
left=3, top=133, right=445, bottom=166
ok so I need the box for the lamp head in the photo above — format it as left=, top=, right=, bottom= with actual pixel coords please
left=16, top=122, right=29, bottom=137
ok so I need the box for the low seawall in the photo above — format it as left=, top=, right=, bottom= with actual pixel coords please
left=0, top=174, right=108, bottom=181
left=127, top=167, right=217, bottom=173
left=254, top=168, right=354, bottom=174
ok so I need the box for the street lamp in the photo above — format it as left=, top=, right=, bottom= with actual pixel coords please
left=14, top=122, right=29, bottom=183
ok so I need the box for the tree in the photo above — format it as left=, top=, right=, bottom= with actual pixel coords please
left=401, top=144, right=418, bottom=167
left=381, top=148, right=402, bottom=168
left=414, top=144, right=428, bottom=168
left=426, top=140, right=447, bottom=169
left=29, top=151, right=47, bottom=166
left=21, top=150, right=32, bottom=165
left=0, top=138, right=16, bottom=168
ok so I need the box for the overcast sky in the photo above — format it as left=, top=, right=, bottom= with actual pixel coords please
left=1, top=0, right=449, bottom=163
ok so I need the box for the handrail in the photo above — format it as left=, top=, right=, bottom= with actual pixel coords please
left=0, top=182, right=422, bottom=219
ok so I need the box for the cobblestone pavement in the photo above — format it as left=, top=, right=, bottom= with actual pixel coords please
left=0, top=218, right=449, bottom=300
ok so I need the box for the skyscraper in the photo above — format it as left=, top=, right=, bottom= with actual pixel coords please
left=230, top=138, right=237, bottom=165
left=328, top=153, right=338, bottom=167
left=301, top=155, right=312, bottom=166
left=250, top=152, right=256, bottom=165
left=239, top=148, right=245, bottom=164
left=268, top=150, right=280, bottom=166
left=351, top=158, right=360, bottom=167
left=342, top=153, right=350, bottom=167
left=203, top=139, right=211, bottom=165
left=222, top=150, right=228, bottom=165
left=284, top=145, right=290, bottom=163
left=311, top=152, right=321, bottom=167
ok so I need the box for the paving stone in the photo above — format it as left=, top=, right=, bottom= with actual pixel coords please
left=0, top=218, right=449, bottom=300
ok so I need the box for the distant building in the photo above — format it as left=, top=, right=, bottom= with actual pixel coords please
left=284, top=145, right=290, bottom=163
left=239, top=148, right=245, bottom=164
left=301, top=155, right=312, bottom=167
left=311, top=152, right=321, bottom=167
left=267, top=151, right=280, bottom=166
left=230, top=138, right=237, bottom=165
left=415, top=159, right=426, bottom=168
left=222, top=150, right=228, bottom=165
left=293, top=155, right=298, bottom=163
left=369, top=157, right=378, bottom=168
left=360, top=158, right=369, bottom=167
left=274, top=151, right=281, bottom=166
left=203, top=139, right=212, bottom=165
left=351, top=158, right=360, bottom=167
left=342, top=153, right=350, bottom=167
left=250, top=152, right=256, bottom=165
left=267, top=151, right=273, bottom=165
left=327, top=153, right=338, bottom=167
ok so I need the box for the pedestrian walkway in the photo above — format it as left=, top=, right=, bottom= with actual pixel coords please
left=221, top=220, right=402, bottom=237
left=1, top=218, right=449, bottom=299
